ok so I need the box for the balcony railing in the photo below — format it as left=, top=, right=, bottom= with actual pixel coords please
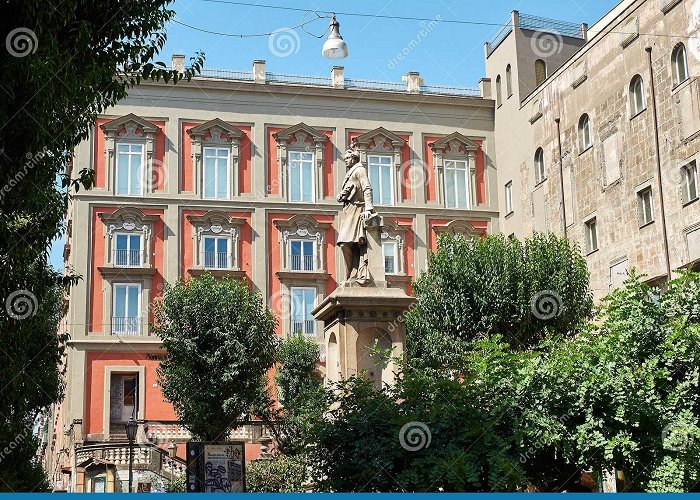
left=291, top=255, right=315, bottom=271
left=204, top=251, right=229, bottom=270
left=114, top=249, right=141, bottom=267
left=112, top=316, right=142, bottom=335
left=292, top=320, right=315, bottom=336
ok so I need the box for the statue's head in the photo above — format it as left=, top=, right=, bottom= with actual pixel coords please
left=343, top=149, right=360, bottom=168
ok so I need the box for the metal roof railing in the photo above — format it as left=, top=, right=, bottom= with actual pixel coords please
left=193, top=69, right=480, bottom=97
left=518, top=13, right=585, bottom=38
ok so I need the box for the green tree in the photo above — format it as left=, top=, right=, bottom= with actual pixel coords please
left=1, top=0, right=203, bottom=488
left=406, top=232, right=592, bottom=369
left=273, top=334, right=325, bottom=455
left=153, top=274, right=276, bottom=441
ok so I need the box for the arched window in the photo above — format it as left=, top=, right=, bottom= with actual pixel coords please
left=629, top=75, right=645, bottom=115
left=496, top=75, right=502, bottom=107
left=535, top=59, right=547, bottom=86
left=579, top=114, right=592, bottom=151
left=534, top=148, right=546, bottom=184
left=506, top=64, right=513, bottom=97
left=672, top=43, right=689, bottom=86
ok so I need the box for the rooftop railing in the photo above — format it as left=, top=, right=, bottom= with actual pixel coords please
left=486, top=11, right=586, bottom=56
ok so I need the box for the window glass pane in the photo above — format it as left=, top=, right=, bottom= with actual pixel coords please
left=114, top=286, right=126, bottom=317
left=369, top=164, right=380, bottom=200
left=445, top=169, right=456, bottom=208
left=216, top=158, right=228, bottom=199
left=117, top=152, right=129, bottom=194
left=129, top=235, right=140, bottom=250
left=689, top=167, right=698, bottom=200
left=455, top=166, right=468, bottom=208
left=204, top=156, right=216, bottom=198
left=380, top=165, right=392, bottom=204
left=216, top=238, right=227, bottom=253
left=127, top=286, right=139, bottom=317
left=290, top=159, right=301, bottom=202
left=129, top=150, right=142, bottom=194
left=204, top=237, right=215, bottom=253
left=291, top=241, right=301, bottom=256
left=304, top=289, right=315, bottom=319
left=302, top=241, right=313, bottom=256
left=302, top=160, right=313, bottom=202
left=116, top=234, right=127, bottom=250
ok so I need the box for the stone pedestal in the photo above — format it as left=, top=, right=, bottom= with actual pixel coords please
left=313, top=217, right=415, bottom=387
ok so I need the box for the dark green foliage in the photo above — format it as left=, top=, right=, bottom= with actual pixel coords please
left=153, top=274, right=276, bottom=441
left=246, top=454, right=308, bottom=492
left=272, top=334, right=325, bottom=456
left=0, top=0, right=203, bottom=488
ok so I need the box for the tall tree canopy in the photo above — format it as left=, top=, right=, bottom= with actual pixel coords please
left=0, top=1, right=203, bottom=489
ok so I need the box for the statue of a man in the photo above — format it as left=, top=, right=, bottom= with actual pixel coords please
left=336, top=148, right=377, bottom=285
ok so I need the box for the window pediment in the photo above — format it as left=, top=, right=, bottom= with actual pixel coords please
left=354, top=127, right=405, bottom=150
left=187, top=210, right=244, bottom=237
left=99, top=207, right=157, bottom=232
left=433, top=219, right=483, bottom=238
left=187, top=118, right=244, bottom=145
left=273, top=122, right=328, bottom=146
left=429, top=132, right=479, bottom=156
left=100, top=113, right=159, bottom=140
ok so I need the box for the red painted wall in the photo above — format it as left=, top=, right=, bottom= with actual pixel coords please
left=89, top=207, right=165, bottom=334
left=180, top=210, right=253, bottom=281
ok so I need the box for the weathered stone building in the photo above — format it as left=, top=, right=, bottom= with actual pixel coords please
left=487, top=0, right=700, bottom=298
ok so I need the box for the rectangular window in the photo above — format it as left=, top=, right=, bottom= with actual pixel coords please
left=368, top=155, right=394, bottom=206
left=291, top=287, right=316, bottom=336
left=203, top=147, right=230, bottom=199
left=585, top=218, right=598, bottom=253
left=638, top=187, right=654, bottom=226
left=382, top=241, right=398, bottom=274
left=289, top=151, right=315, bottom=202
left=505, top=181, right=513, bottom=214
left=444, top=160, right=470, bottom=209
left=116, top=143, right=144, bottom=195
left=114, top=233, right=141, bottom=266
left=112, top=284, right=141, bottom=335
left=683, top=162, right=699, bottom=204
left=290, top=240, right=315, bottom=271
left=203, top=236, right=229, bottom=269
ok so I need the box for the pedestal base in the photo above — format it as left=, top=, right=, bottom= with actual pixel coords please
left=312, top=285, right=415, bottom=388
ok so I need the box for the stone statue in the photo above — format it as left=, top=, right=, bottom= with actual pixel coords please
left=336, top=148, right=377, bottom=285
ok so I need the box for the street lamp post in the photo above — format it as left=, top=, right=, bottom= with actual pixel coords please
left=125, top=417, right=138, bottom=493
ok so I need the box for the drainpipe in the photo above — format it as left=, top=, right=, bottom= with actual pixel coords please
left=646, top=46, right=672, bottom=281
left=555, top=118, right=567, bottom=239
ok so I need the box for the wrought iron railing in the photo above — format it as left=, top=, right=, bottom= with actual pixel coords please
left=291, top=254, right=315, bottom=271
left=112, top=317, right=142, bottom=335
left=292, top=320, right=315, bottom=336
left=114, top=249, right=141, bottom=266
left=518, top=13, right=585, bottom=38
left=204, top=251, right=229, bottom=269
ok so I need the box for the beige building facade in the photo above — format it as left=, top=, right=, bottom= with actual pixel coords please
left=487, top=0, right=700, bottom=297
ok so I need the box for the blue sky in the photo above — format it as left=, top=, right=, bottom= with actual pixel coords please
left=49, top=0, right=616, bottom=271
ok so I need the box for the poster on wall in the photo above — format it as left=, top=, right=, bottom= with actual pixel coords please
left=186, top=441, right=245, bottom=493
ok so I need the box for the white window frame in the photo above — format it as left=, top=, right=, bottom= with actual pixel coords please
left=585, top=217, right=598, bottom=253
left=203, top=146, right=230, bottom=200
left=115, top=142, right=144, bottom=196
left=673, top=43, right=689, bottom=86
left=683, top=161, right=699, bottom=204
left=382, top=241, right=399, bottom=275
left=630, top=76, right=645, bottom=116
left=579, top=114, right=592, bottom=151
left=534, top=148, right=546, bottom=184
left=638, top=187, right=655, bottom=226
left=368, top=154, right=395, bottom=206
left=290, top=286, right=316, bottom=336
left=113, top=232, right=143, bottom=267
left=443, top=159, right=471, bottom=209
left=287, top=150, right=316, bottom=203
left=112, top=283, right=141, bottom=335
left=289, top=239, right=316, bottom=272
left=202, top=235, right=230, bottom=270
left=505, top=181, right=513, bottom=215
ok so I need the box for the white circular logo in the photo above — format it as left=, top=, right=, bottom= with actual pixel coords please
left=6, top=27, right=38, bottom=58
left=399, top=421, right=432, bottom=452
left=268, top=27, right=301, bottom=58
left=530, top=31, right=563, bottom=58
left=530, top=290, right=563, bottom=320
left=6, top=289, right=38, bottom=320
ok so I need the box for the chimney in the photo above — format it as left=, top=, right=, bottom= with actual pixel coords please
left=331, top=66, right=345, bottom=89
left=512, top=10, right=520, bottom=29
left=172, top=54, right=185, bottom=72
left=479, top=77, right=492, bottom=99
left=580, top=23, right=589, bottom=41
left=253, top=60, right=266, bottom=84
left=405, top=71, right=423, bottom=94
